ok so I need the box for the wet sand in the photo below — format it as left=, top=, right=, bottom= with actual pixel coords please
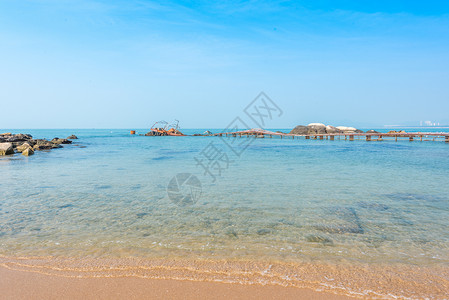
left=0, top=266, right=355, bottom=300
left=1, top=256, right=448, bottom=299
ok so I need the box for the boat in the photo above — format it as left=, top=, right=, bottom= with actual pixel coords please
left=146, top=120, right=185, bottom=136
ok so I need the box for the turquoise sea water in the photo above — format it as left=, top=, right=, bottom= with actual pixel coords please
left=1, top=128, right=449, bottom=266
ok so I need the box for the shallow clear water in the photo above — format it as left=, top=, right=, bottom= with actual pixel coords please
left=1, top=129, right=449, bottom=267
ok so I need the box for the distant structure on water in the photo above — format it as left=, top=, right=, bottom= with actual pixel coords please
left=420, top=120, right=441, bottom=127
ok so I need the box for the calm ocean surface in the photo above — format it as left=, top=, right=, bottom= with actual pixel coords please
left=1, top=128, right=449, bottom=267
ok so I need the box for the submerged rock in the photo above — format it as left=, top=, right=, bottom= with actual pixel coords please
left=225, top=228, right=238, bottom=238
left=313, top=206, right=364, bottom=234
left=0, top=143, right=14, bottom=155
left=257, top=228, right=273, bottom=235
left=357, top=201, right=389, bottom=211
left=306, top=234, right=334, bottom=245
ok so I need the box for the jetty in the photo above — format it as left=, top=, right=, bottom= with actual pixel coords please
left=213, top=129, right=449, bottom=143
left=138, top=121, right=449, bottom=143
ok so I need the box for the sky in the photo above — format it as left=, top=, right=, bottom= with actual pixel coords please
left=1, top=0, right=449, bottom=129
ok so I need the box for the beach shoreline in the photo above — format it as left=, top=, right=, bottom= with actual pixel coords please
left=1, top=255, right=448, bottom=299
left=0, top=265, right=356, bottom=300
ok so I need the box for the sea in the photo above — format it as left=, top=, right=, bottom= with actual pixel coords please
left=1, top=128, right=448, bottom=298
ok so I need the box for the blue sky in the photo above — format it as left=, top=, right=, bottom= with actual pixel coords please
left=1, top=0, right=449, bottom=128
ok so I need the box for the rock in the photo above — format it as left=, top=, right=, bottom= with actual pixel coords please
left=225, top=229, right=238, bottom=238
left=308, top=122, right=326, bottom=127
left=67, top=135, right=78, bottom=139
left=257, top=228, right=273, bottom=235
left=306, top=234, right=333, bottom=245
left=336, top=126, right=357, bottom=132
left=0, top=134, right=75, bottom=155
left=307, top=123, right=327, bottom=134
left=16, top=143, right=32, bottom=153
left=313, top=206, right=364, bottom=234
left=33, top=139, right=62, bottom=150
left=0, top=143, right=14, bottom=155
left=388, top=130, right=405, bottom=134
left=5, top=133, right=32, bottom=143
left=336, top=126, right=364, bottom=133
left=22, top=148, right=34, bottom=156
left=325, top=125, right=342, bottom=134
left=366, top=130, right=380, bottom=134
left=51, top=138, right=72, bottom=145
left=291, top=124, right=363, bottom=135
left=357, top=201, right=389, bottom=211
left=145, top=131, right=167, bottom=136
left=1, top=133, right=12, bottom=136
left=33, top=145, right=48, bottom=151
left=12, top=141, right=25, bottom=148
left=289, top=125, right=308, bottom=135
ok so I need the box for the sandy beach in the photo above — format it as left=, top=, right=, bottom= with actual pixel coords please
left=2, top=0, right=449, bottom=298
left=0, top=265, right=356, bottom=300
left=1, top=255, right=448, bottom=299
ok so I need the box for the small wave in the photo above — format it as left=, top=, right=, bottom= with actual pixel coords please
left=0, top=256, right=447, bottom=299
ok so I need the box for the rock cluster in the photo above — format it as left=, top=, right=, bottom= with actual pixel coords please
left=289, top=123, right=364, bottom=135
left=388, top=130, right=406, bottom=134
left=0, top=133, right=76, bottom=156
left=144, top=131, right=167, bottom=136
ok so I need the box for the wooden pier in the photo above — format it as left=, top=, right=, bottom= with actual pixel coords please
left=212, top=129, right=449, bottom=143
